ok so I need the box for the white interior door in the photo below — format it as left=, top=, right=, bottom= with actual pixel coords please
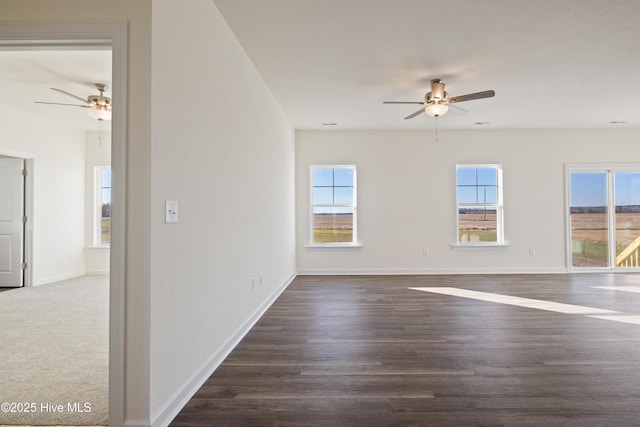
left=0, top=157, right=24, bottom=287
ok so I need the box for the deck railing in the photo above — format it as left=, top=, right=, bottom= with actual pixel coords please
left=616, top=235, right=640, bottom=267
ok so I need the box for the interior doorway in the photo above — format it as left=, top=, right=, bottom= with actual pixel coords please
left=0, top=20, right=127, bottom=426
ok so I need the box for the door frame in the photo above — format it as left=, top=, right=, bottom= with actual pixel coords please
left=566, top=163, right=640, bottom=273
left=0, top=21, right=127, bottom=426
left=0, top=150, right=34, bottom=287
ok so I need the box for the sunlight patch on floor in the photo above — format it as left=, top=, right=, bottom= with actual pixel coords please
left=592, top=286, right=640, bottom=293
left=409, top=287, right=640, bottom=325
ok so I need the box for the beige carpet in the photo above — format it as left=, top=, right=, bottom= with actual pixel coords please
left=0, top=276, right=108, bottom=426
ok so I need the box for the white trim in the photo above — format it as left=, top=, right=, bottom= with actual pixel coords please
left=305, top=242, right=363, bottom=248
left=23, top=158, right=34, bottom=287
left=296, top=267, right=569, bottom=275
left=0, top=20, right=129, bottom=427
left=150, top=273, right=297, bottom=427
left=0, top=147, right=38, bottom=159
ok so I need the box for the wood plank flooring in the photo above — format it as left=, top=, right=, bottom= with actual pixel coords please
left=171, top=274, right=640, bottom=426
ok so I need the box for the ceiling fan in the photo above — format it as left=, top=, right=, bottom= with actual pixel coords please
left=384, top=79, right=495, bottom=119
left=36, top=83, right=112, bottom=121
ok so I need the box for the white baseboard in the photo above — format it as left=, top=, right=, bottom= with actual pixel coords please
left=150, top=272, right=297, bottom=427
left=32, top=271, right=87, bottom=286
left=296, top=267, right=569, bottom=275
left=86, top=269, right=110, bottom=276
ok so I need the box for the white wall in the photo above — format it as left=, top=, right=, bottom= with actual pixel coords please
left=296, top=129, right=640, bottom=274
left=150, top=0, right=295, bottom=422
left=85, top=131, right=111, bottom=275
left=0, top=105, right=86, bottom=285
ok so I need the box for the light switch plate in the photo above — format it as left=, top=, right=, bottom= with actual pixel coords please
left=165, top=200, right=179, bottom=224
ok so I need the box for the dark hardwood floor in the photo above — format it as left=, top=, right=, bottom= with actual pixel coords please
left=171, top=274, right=640, bottom=426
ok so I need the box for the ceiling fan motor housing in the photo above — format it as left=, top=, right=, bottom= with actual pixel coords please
left=429, top=79, right=447, bottom=102
left=88, top=95, right=111, bottom=109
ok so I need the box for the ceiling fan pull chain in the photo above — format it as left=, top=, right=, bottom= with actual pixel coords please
left=435, top=116, right=439, bottom=143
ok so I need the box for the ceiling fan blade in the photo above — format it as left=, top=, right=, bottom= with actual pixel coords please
left=35, top=101, right=90, bottom=108
left=447, top=90, right=495, bottom=104
left=404, top=108, right=425, bottom=120
left=383, top=101, right=424, bottom=104
left=448, top=104, right=468, bottom=116
left=50, top=87, right=90, bottom=104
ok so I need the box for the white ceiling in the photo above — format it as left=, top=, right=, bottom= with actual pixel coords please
left=0, top=49, right=112, bottom=132
left=0, top=2, right=637, bottom=132
left=213, top=0, right=640, bottom=130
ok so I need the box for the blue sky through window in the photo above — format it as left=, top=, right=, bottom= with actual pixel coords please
left=615, top=172, right=640, bottom=206
left=457, top=167, right=498, bottom=205
left=571, top=172, right=640, bottom=207
left=101, top=169, right=111, bottom=205
left=313, top=167, right=354, bottom=206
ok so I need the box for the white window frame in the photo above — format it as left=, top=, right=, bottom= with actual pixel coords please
left=454, top=164, right=505, bottom=248
left=309, top=165, right=358, bottom=247
left=94, top=165, right=111, bottom=247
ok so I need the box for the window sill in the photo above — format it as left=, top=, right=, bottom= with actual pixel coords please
left=305, top=243, right=363, bottom=248
left=88, top=245, right=110, bottom=250
left=451, top=243, right=508, bottom=251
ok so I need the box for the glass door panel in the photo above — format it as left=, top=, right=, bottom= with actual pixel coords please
left=614, top=172, right=640, bottom=268
left=570, top=172, right=609, bottom=268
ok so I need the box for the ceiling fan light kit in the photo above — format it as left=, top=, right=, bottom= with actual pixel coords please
left=86, top=105, right=112, bottom=121
left=384, top=79, right=495, bottom=120
left=425, top=103, right=448, bottom=117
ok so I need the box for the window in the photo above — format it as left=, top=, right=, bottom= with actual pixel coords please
left=310, top=166, right=357, bottom=245
left=456, top=164, right=503, bottom=245
left=95, top=166, right=111, bottom=246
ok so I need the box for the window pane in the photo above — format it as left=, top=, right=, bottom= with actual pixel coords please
left=458, top=208, right=497, bottom=243
left=313, top=207, right=353, bottom=243
left=477, top=186, right=497, bottom=204
left=101, top=204, right=111, bottom=245
left=102, top=169, right=112, bottom=187
left=615, top=172, right=640, bottom=268
left=333, top=168, right=354, bottom=186
left=456, top=168, right=476, bottom=186
left=98, top=168, right=112, bottom=246
left=313, top=168, right=333, bottom=186
left=570, top=172, right=607, bottom=207
left=457, top=186, right=478, bottom=204
left=101, top=188, right=111, bottom=205
left=334, top=187, right=353, bottom=205
left=570, top=172, right=608, bottom=267
left=313, top=187, right=333, bottom=205
left=477, top=168, right=497, bottom=185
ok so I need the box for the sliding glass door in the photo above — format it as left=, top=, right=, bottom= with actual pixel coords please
left=568, top=167, right=640, bottom=270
